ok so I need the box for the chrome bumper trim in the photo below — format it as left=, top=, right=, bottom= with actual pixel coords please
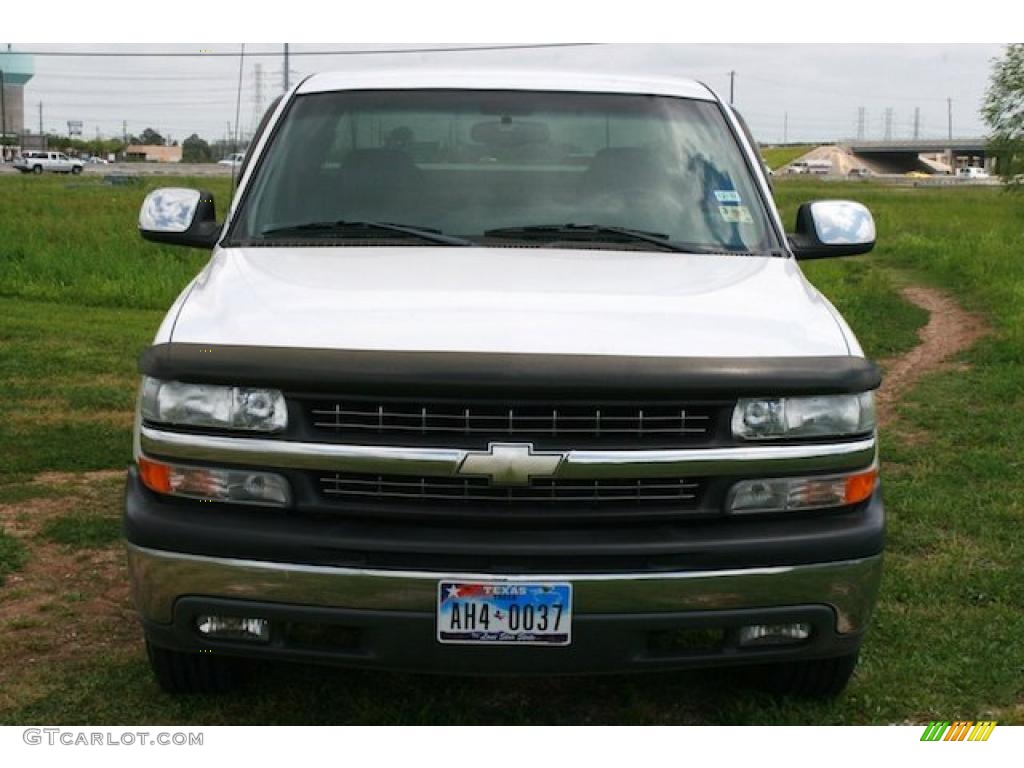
left=139, top=425, right=876, bottom=479
left=126, top=544, right=883, bottom=634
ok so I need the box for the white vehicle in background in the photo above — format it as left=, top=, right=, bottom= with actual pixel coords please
left=805, top=159, right=833, bottom=175
left=957, top=166, right=990, bottom=180
left=14, top=150, right=84, bottom=175
left=218, top=152, right=245, bottom=167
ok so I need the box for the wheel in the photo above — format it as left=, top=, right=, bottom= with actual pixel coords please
left=32, top=165, right=42, bottom=174
left=145, top=640, right=243, bottom=694
left=71, top=166, right=82, bottom=175
left=751, top=652, right=860, bottom=698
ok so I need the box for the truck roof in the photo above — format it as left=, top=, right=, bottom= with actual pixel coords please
left=297, top=69, right=718, bottom=102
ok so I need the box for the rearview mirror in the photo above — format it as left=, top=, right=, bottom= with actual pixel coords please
left=139, top=187, right=221, bottom=249
left=789, top=200, right=875, bottom=260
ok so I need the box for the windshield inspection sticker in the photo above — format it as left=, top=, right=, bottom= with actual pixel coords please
left=714, top=189, right=742, bottom=204
left=719, top=205, right=753, bottom=223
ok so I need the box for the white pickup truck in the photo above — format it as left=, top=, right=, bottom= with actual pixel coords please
left=14, top=150, right=84, bottom=175
left=127, top=69, right=883, bottom=698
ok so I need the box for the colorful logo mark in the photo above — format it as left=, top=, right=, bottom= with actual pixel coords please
left=920, top=721, right=997, bottom=742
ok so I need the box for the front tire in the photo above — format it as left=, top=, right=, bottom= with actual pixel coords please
left=145, top=641, right=242, bottom=694
left=71, top=166, right=82, bottom=175
left=32, top=165, right=43, bottom=174
left=752, top=652, right=860, bottom=698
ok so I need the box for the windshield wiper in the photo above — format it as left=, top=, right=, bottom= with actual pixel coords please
left=260, top=220, right=476, bottom=247
left=483, top=224, right=769, bottom=255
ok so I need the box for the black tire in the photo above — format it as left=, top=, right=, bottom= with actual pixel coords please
left=752, top=652, right=860, bottom=698
left=145, top=641, right=242, bottom=694
left=32, top=165, right=43, bottom=174
left=71, top=165, right=82, bottom=175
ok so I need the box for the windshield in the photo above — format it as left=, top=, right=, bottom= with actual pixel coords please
left=229, top=89, right=777, bottom=253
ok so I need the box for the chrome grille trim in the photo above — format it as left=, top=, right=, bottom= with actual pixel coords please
left=308, top=403, right=713, bottom=438
left=140, top=426, right=877, bottom=479
left=319, top=474, right=702, bottom=504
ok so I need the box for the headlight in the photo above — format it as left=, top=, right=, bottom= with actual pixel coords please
left=141, top=377, right=287, bottom=432
left=732, top=392, right=875, bottom=440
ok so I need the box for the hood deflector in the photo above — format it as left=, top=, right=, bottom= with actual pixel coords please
left=140, top=343, right=881, bottom=398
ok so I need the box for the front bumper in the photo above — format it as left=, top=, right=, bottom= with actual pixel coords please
left=128, top=544, right=882, bottom=673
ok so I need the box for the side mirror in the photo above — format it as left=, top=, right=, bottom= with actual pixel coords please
left=139, top=188, right=221, bottom=249
left=789, top=200, right=876, bottom=260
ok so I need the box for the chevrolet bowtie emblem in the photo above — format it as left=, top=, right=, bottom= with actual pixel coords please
left=457, top=442, right=564, bottom=486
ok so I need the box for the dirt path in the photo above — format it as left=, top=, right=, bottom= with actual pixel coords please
left=875, top=284, right=988, bottom=426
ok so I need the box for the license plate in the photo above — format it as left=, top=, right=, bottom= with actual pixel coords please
left=437, top=581, right=572, bottom=645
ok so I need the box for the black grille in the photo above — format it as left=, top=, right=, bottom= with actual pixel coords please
left=316, top=472, right=707, bottom=522
left=304, top=398, right=723, bottom=449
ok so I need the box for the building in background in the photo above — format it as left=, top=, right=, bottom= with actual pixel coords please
left=0, top=46, right=35, bottom=161
left=123, top=145, right=183, bottom=163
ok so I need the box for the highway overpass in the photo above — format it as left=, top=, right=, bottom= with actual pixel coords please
left=842, top=138, right=991, bottom=174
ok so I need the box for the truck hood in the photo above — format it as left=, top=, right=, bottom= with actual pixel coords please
left=167, top=247, right=852, bottom=358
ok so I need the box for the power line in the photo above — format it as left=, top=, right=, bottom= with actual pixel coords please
left=13, top=43, right=600, bottom=58
left=32, top=71, right=245, bottom=81
left=741, top=72, right=952, bottom=104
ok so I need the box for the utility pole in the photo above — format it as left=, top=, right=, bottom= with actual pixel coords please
left=122, top=119, right=127, bottom=146
left=728, top=70, right=735, bottom=105
left=250, top=62, right=264, bottom=138
left=947, top=97, right=953, bottom=140
left=38, top=101, right=43, bottom=142
left=884, top=107, right=893, bottom=141
left=856, top=107, right=865, bottom=140
left=283, top=43, right=290, bottom=92
left=913, top=107, right=921, bottom=140
left=783, top=112, right=788, bottom=144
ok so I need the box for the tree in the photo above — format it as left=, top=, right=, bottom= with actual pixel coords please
left=138, top=127, right=165, bottom=146
left=182, top=133, right=214, bottom=163
left=983, top=44, right=1024, bottom=187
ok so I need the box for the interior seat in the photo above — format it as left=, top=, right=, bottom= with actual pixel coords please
left=578, top=147, right=669, bottom=200
left=334, top=148, right=426, bottom=222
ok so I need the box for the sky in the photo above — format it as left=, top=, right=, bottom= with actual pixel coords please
left=8, top=43, right=1005, bottom=145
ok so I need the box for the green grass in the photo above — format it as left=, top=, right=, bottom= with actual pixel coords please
left=800, top=258, right=928, bottom=358
left=0, top=529, right=28, bottom=586
left=40, top=513, right=121, bottom=549
left=0, top=482, right=68, bottom=504
left=761, top=144, right=815, bottom=170
left=0, top=175, right=230, bottom=309
left=1, top=176, right=1023, bottom=724
left=0, top=297, right=162, bottom=475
